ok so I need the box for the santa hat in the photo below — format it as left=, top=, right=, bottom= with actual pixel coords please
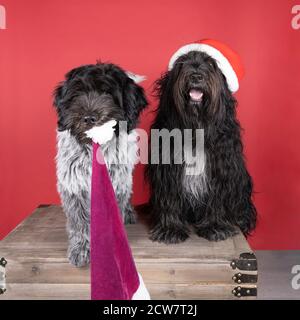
left=168, top=39, right=244, bottom=93
left=90, top=142, right=150, bottom=300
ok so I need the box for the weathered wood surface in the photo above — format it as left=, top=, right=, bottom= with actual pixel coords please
left=0, top=205, right=257, bottom=300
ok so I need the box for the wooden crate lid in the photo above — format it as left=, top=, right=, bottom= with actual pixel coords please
left=0, top=205, right=257, bottom=300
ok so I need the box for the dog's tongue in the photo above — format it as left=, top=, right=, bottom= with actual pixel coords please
left=189, top=89, right=203, bottom=101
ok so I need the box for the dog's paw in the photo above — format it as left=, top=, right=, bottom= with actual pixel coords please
left=124, top=208, right=137, bottom=225
left=68, top=244, right=90, bottom=268
left=149, top=224, right=190, bottom=244
left=195, top=224, right=238, bottom=241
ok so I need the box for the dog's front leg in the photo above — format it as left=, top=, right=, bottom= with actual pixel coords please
left=123, top=200, right=137, bottom=225
left=61, top=190, right=90, bottom=267
left=108, top=160, right=137, bottom=224
left=148, top=164, right=190, bottom=244
left=149, top=199, right=190, bottom=244
left=194, top=143, right=256, bottom=241
left=192, top=177, right=239, bottom=241
left=150, top=209, right=190, bottom=244
left=116, top=180, right=137, bottom=225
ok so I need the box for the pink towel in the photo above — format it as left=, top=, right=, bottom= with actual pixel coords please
left=90, top=142, right=140, bottom=300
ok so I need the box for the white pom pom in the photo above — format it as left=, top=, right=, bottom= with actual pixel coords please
left=85, top=120, right=117, bottom=145
left=126, top=71, right=147, bottom=84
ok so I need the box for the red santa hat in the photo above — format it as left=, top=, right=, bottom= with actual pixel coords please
left=168, top=39, right=245, bottom=93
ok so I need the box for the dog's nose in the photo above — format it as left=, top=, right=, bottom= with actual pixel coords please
left=84, top=115, right=97, bottom=125
left=191, top=74, right=203, bottom=83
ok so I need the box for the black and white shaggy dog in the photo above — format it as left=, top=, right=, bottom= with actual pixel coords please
left=146, top=42, right=257, bottom=244
left=53, top=63, right=147, bottom=267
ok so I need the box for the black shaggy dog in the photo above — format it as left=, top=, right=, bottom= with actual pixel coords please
left=53, top=62, right=147, bottom=267
left=146, top=49, right=257, bottom=244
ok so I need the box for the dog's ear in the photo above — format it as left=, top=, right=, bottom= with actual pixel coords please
left=122, top=78, right=148, bottom=130
left=53, top=67, right=83, bottom=131
left=53, top=82, right=64, bottom=110
left=53, top=81, right=68, bottom=131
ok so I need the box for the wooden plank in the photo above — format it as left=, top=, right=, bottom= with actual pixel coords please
left=2, top=251, right=256, bottom=286
left=1, top=284, right=90, bottom=300
left=3, top=259, right=244, bottom=285
left=1, top=283, right=256, bottom=300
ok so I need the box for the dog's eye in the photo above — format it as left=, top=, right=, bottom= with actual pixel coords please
left=208, top=61, right=215, bottom=69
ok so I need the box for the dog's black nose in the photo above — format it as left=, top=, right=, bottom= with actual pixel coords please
left=191, top=74, right=203, bottom=83
left=84, top=115, right=97, bottom=125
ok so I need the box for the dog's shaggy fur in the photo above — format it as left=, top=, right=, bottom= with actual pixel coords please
left=146, top=51, right=257, bottom=244
left=53, top=63, right=147, bottom=267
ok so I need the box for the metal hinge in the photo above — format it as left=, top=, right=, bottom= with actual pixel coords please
left=232, top=286, right=257, bottom=298
left=232, top=273, right=258, bottom=284
left=0, top=287, right=6, bottom=295
left=0, top=257, right=7, bottom=295
left=230, top=252, right=257, bottom=271
left=0, top=257, right=7, bottom=268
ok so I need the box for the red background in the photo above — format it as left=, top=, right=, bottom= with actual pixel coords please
left=0, top=0, right=299, bottom=249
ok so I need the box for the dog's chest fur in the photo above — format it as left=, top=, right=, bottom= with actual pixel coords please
left=55, top=130, right=138, bottom=198
left=182, top=150, right=208, bottom=203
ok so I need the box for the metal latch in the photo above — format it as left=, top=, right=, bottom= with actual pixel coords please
left=230, top=252, right=257, bottom=271
left=232, top=273, right=258, bottom=284
left=232, top=286, right=257, bottom=298
left=0, top=257, right=7, bottom=295
left=0, top=257, right=7, bottom=267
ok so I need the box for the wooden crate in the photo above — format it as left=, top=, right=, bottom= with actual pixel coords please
left=0, top=205, right=257, bottom=300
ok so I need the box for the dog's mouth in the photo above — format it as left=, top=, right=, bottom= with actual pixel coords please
left=189, top=89, right=203, bottom=103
